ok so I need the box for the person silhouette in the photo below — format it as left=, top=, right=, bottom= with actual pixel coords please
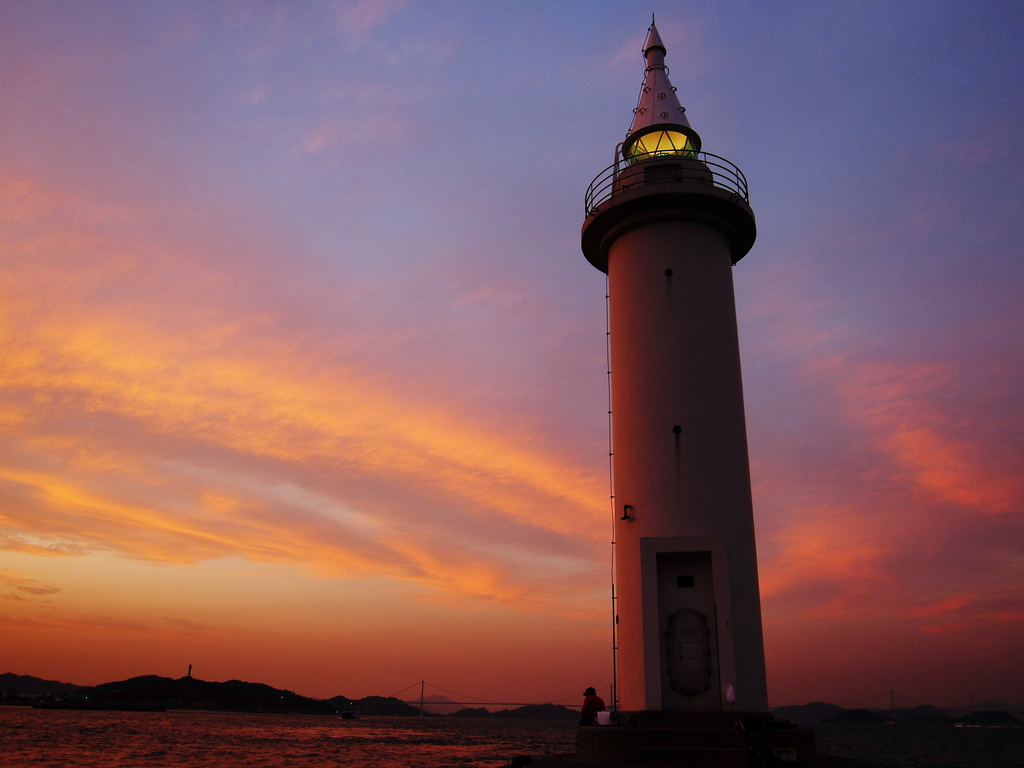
left=579, top=687, right=606, bottom=726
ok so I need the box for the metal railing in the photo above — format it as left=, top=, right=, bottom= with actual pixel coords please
left=585, top=150, right=749, bottom=216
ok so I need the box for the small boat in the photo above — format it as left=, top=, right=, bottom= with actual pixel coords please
left=340, top=709, right=360, bottom=720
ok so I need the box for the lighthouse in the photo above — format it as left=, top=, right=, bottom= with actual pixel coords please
left=581, top=21, right=767, bottom=717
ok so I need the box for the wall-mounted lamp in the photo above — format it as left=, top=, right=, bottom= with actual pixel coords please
left=621, top=504, right=634, bottom=521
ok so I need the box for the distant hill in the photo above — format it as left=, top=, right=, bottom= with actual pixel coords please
left=960, top=710, right=1022, bottom=725
left=328, top=695, right=353, bottom=711
left=773, top=700, right=1024, bottom=727
left=327, top=695, right=423, bottom=716
left=895, top=705, right=954, bottom=724
left=76, top=676, right=334, bottom=714
left=771, top=702, right=844, bottom=724
left=450, top=707, right=493, bottom=718
left=404, top=694, right=463, bottom=715
left=348, top=696, right=422, bottom=716
left=4, top=672, right=579, bottom=719
left=0, top=673, right=80, bottom=696
left=773, top=702, right=952, bottom=725
left=492, top=703, right=578, bottom=721
left=822, top=708, right=889, bottom=724
left=947, top=698, right=1024, bottom=716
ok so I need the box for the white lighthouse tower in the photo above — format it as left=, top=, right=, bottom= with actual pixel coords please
left=582, top=21, right=767, bottom=718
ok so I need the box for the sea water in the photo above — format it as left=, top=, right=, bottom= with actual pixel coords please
left=0, top=708, right=576, bottom=767
left=811, top=722, right=1024, bottom=768
left=3, top=708, right=1023, bottom=767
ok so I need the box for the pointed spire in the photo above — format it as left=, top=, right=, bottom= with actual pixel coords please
left=623, top=20, right=701, bottom=161
left=643, top=20, right=666, bottom=56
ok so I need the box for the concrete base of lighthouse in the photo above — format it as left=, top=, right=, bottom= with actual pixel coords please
left=577, top=712, right=816, bottom=767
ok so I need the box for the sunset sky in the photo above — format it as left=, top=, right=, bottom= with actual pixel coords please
left=1, top=1, right=1022, bottom=709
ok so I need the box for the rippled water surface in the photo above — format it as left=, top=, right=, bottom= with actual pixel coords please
left=0, top=708, right=576, bottom=767
left=811, top=722, right=1024, bottom=768
left=4, top=709, right=1024, bottom=767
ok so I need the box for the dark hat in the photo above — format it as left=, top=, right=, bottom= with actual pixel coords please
left=583, top=687, right=597, bottom=696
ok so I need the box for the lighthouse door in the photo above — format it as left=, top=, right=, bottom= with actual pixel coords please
left=657, top=551, right=722, bottom=710
left=666, top=608, right=711, bottom=695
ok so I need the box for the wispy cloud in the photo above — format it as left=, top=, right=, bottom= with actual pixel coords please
left=329, top=0, right=408, bottom=44
left=0, top=568, right=59, bottom=598
left=825, top=357, right=1022, bottom=515
left=747, top=225, right=1024, bottom=634
left=0, top=166, right=605, bottom=613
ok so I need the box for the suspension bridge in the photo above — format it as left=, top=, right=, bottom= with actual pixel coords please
left=392, top=682, right=937, bottom=716
left=388, top=680, right=614, bottom=713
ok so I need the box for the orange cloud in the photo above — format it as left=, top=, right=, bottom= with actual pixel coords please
left=0, top=568, right=60, bottom=598
left=747, top=246, right=1023, bottom=633
left=758, top=510, right=897, bottom=619
left=0, top=166, right=607, bottom=613
left=918, top=622, right=970, bottom=635
left=820, top=356, right=1021, bottom=515
left=908, top=594, right=972, bottom=617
